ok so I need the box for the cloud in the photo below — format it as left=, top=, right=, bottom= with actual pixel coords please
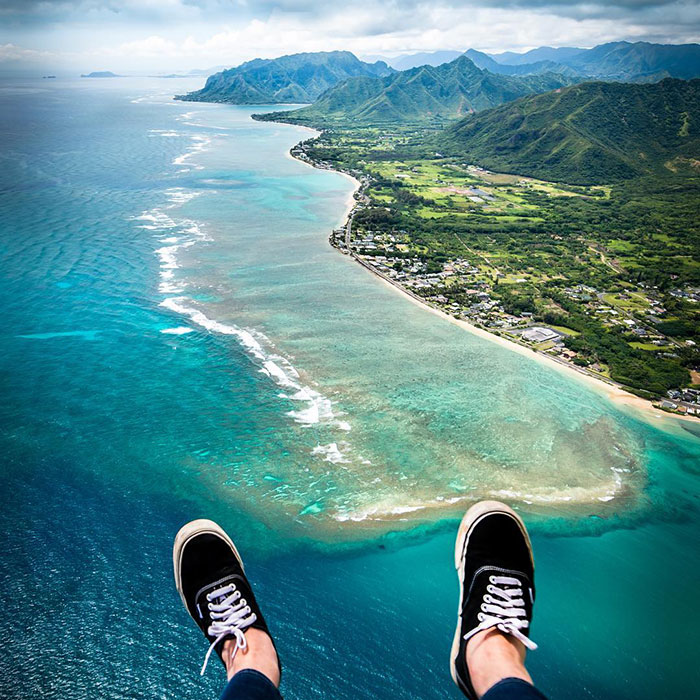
left=0, top=0, right=698, bottom=73
left=2, top=0, right=697, bottom=25
left=0, top=42, right=54, bottom=62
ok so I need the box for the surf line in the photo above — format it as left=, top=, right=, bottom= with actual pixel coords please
left=159, top=296, right=352, bottom=433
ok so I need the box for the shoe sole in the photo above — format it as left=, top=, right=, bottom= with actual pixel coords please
left=449, top=501, right=533, bottom=689
left=172, top=519, right=245, bottom=612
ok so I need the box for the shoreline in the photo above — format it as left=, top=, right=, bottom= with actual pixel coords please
left=271, top=122, right=697, bottom=431
left=280, top=124, right=360, bottom=224
left=363, top=237, right=698, bottom=433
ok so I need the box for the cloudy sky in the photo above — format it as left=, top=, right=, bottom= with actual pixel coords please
left=0, top=0, right=698, bottom=75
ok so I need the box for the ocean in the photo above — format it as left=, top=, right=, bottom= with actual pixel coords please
left=1, top=76, right=699, bottom=699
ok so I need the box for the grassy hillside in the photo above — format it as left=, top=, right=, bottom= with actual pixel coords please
left=176, top=51, right=393, bottom=104
left=256, top=56, right=571, bottom=125
left=437, top=78, right=700, bottom=184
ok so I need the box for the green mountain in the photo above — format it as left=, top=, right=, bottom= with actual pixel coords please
left=436, top=78, right=700, bottom=184
left=176, top=51, right=393, bottom=104
left=490, top=46, right=585, bottom=66
left=564, top=41, right=700, bottom=81
left=256, top=56, right=572, bottom=125
left=389, top=50, right=463, bottom=70
left=487, top=42, right=700, bottom=82
left=464, top=49, right=581, bottom=78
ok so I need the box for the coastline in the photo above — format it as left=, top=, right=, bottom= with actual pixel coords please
left=271, top=122, right=697, bottom=432
left=280, top=124, right=360, bottom=223
left=375, top=272, right=687, bottom=430
left=366, top=240, right=698, bottom=433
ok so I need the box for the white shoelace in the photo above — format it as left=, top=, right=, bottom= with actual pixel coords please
left=200, top=582, right=257, bottom=676
left=464, top=574, right=537, bottom=651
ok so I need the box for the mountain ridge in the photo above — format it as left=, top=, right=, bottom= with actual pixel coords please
left=486, top=42, right=700, bottom=81
left=435, top=77, right=700, bottom=184
left=176, top=51, right=393, bottom=104
left=256, top=56, right=573, bottom=125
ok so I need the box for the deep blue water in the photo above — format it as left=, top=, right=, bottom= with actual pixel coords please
left=1, top=77, right=699, bottom=699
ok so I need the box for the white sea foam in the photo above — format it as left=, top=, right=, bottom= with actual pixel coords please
left=172, top=135, right=211, bottom=167
left=159, top=298, right=268, bottom=360
left=490, top=480, right=621, bottom=504
left=148, top=129, right=179, bottom=137
left=134, top=211, right=178, bottom=229
left=262, top=360, right=298, bottom=388
left=133, top=190, right=211, bottom=298
left=333, top=499, right=433, bottom=523
left=160, top=327, right=194, bottom=335
left=312, top=443, right=351, bottom=464
left=159, top=297, right=352, bottom=437
left=164, top=188, right=202, bottom=206
left=155, top=240, right=193, bottom=270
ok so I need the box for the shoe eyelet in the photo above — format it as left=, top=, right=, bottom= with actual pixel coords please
left=477, top=613, right=485, bottom=621
left=208, top=603, right=213, bottom=610
left=489, top=576, right=496, bottom=584
left=480, top=603, right=487, bottom=612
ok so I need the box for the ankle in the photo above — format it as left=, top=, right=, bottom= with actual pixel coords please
left=466, top=629, right=532, bottom=698
left=223, top=629, right=280, bottom=687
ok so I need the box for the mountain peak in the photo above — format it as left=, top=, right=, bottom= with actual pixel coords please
left=177, top=51, right=394, bottom=104
left=258, top=54, right=572, bottom=125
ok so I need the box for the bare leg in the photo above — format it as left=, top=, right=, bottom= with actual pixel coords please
left=466, top=629, right=533, bottom=698
left=223, top=629, right=281, bottom=687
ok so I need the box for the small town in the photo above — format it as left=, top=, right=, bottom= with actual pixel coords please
left=315, top=152, right=700, bottom=418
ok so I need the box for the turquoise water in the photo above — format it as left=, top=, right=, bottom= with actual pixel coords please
left=1, top=77, right=699, bottom=698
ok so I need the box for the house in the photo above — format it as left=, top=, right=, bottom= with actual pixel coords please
left=521, top=327, right=559, bottom=343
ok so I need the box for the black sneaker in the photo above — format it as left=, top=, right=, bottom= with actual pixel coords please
left=450, top=501, right=537, bottom=699
left=173, top=519, right=278, bottom=676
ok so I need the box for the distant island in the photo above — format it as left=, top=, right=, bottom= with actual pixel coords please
left=81, top=71, right=121, bottom=78
left=152, top=67, right=228, bottom=79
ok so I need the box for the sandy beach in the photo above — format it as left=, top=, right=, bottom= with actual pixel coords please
left=366, top=257, right=698, bottom=434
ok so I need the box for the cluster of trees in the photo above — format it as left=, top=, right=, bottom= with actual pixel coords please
left=541, top=291, right=690, bottom=396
